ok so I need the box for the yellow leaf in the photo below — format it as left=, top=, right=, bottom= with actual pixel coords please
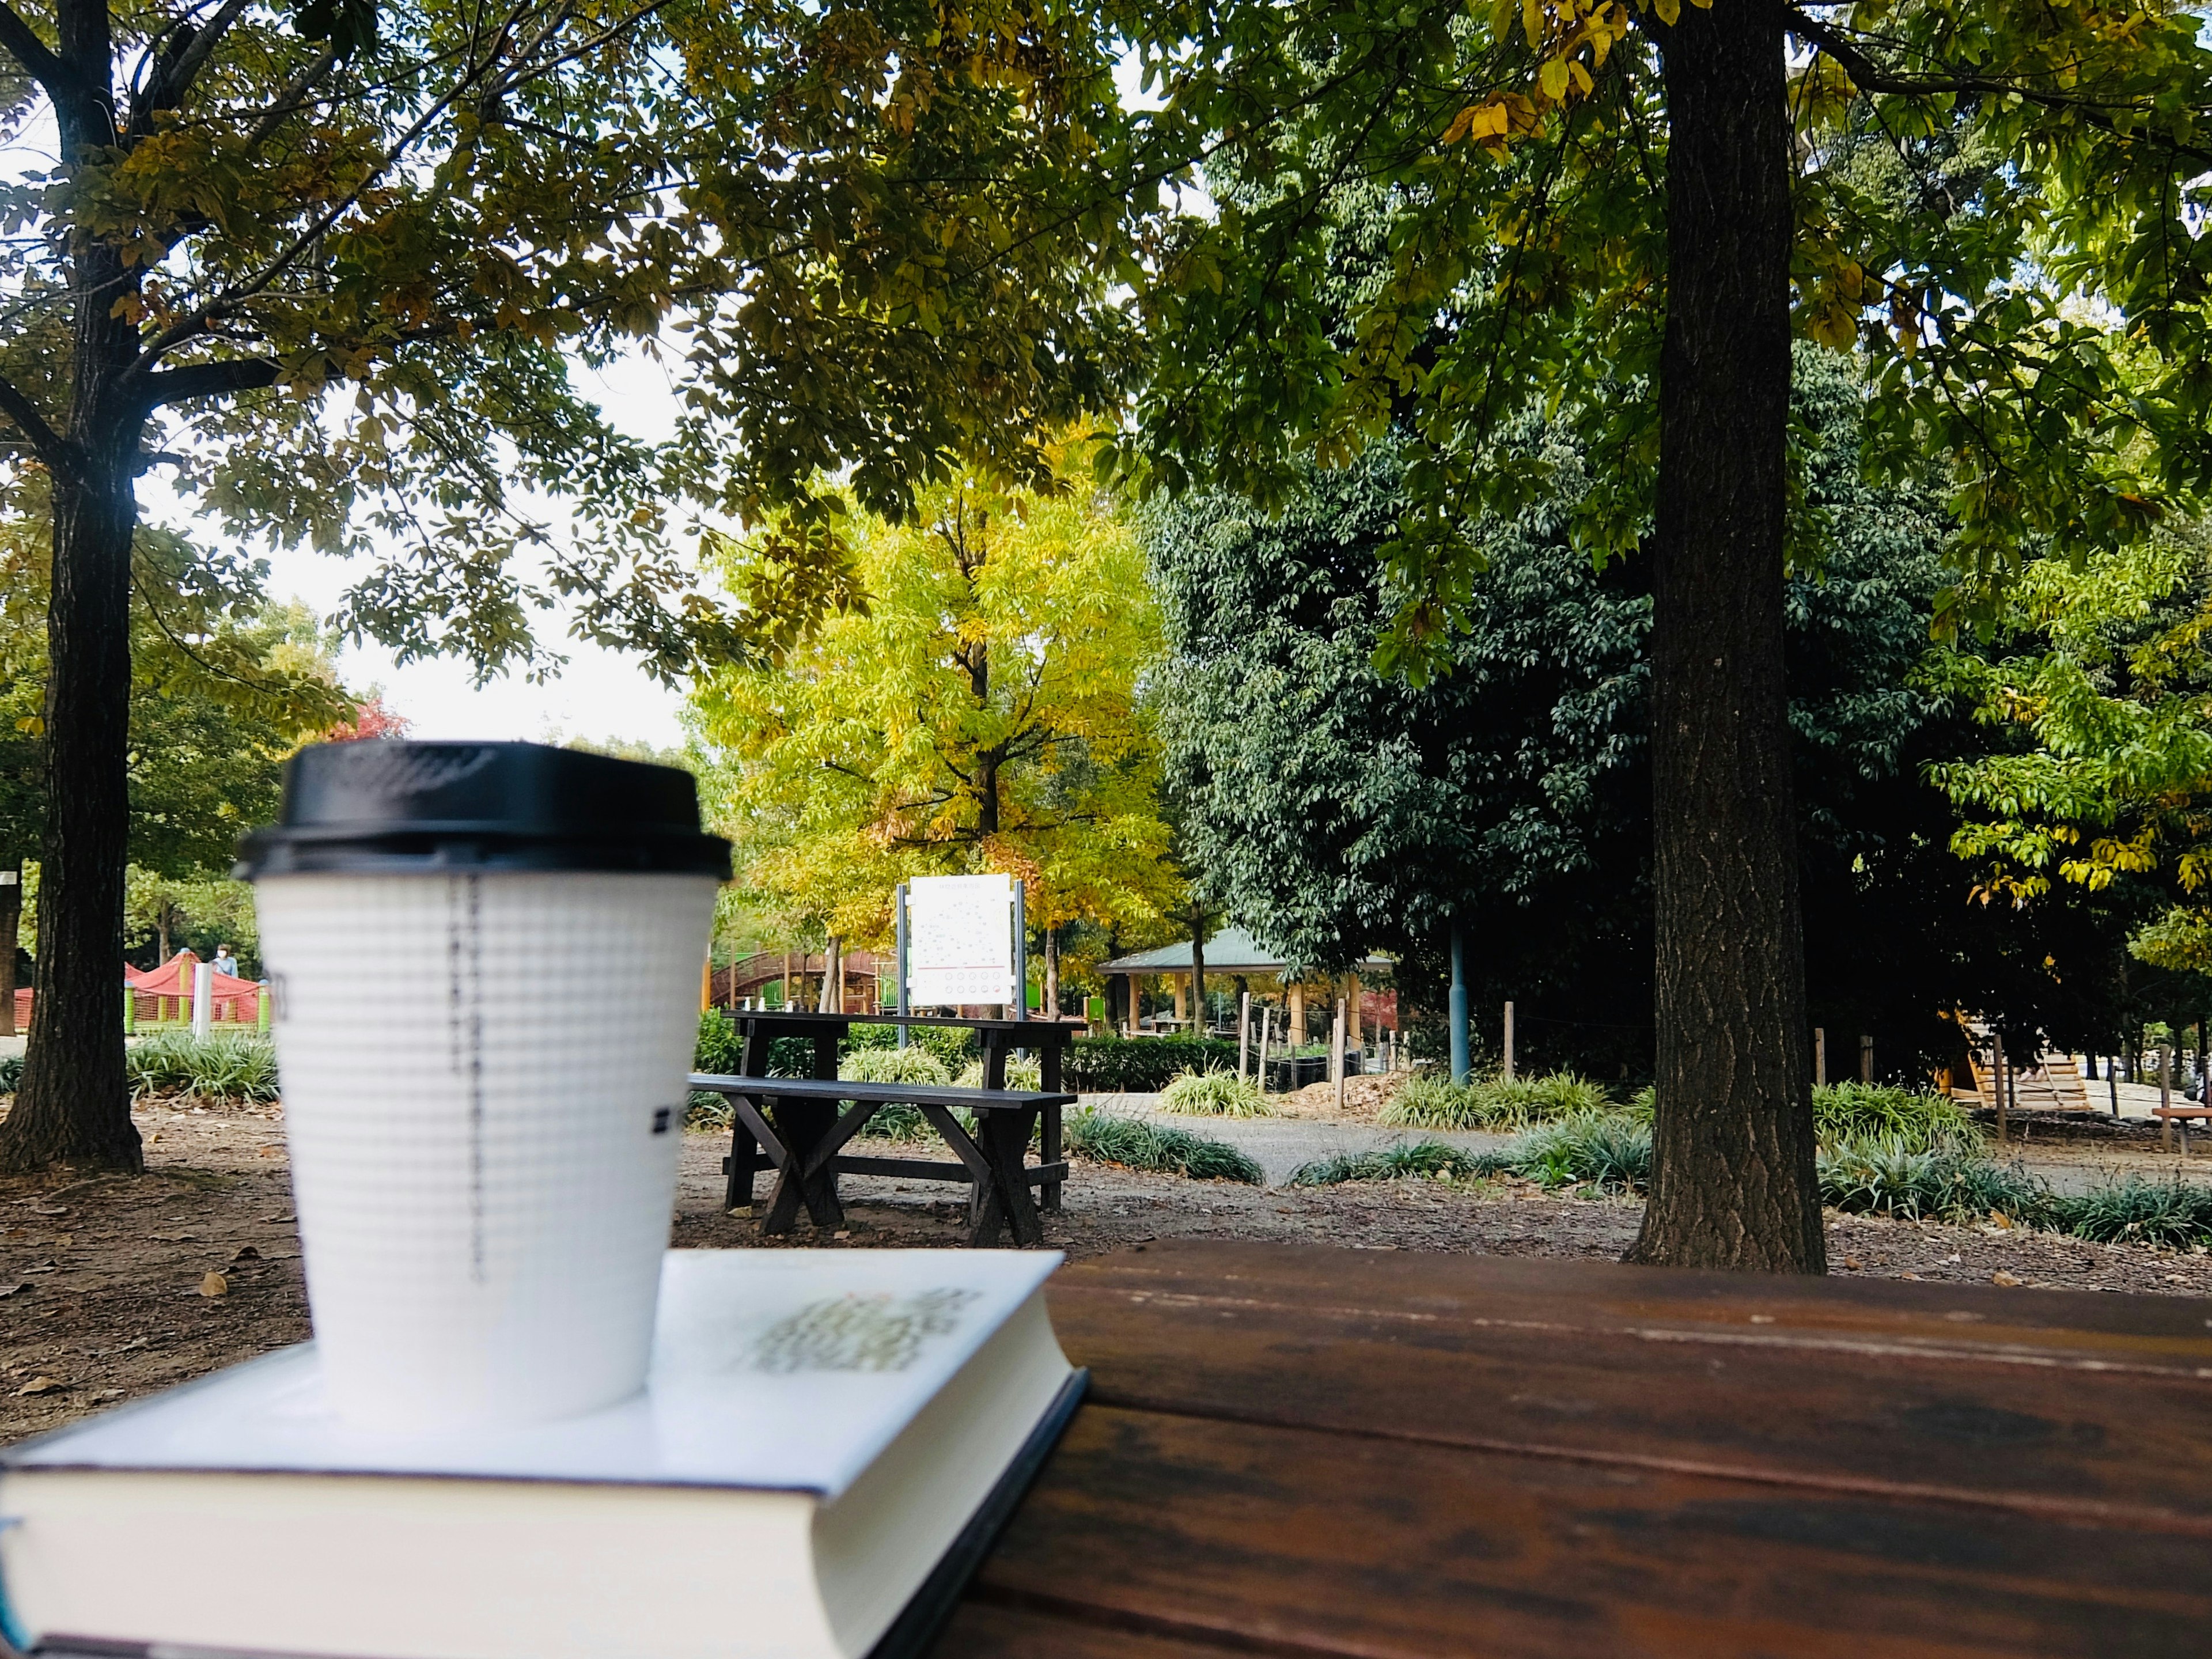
left=1442, top=105, right=1480, bottom=144
left=199, top=1271, right=229, bottom=1297
left=1523, top=0, right=1544, bottom=49
left=1568, top=59, right=1594, bottom=94
left=1539, top=57, right=1570, bottom=100
left=1653, top=0, right=1680, bottom=22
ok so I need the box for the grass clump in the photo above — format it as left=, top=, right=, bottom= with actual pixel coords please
left=1064, top=1109, right=1262, bottom=1183
left=1380, top=1070, right=1612, bottom=1132
left=1292, top=1112, right=1649, bottom=1193
left=1815, top=1136, right=2048, bottom=1225
left=1814, top=1083, right=1977, bottom=1153
left=2052, top=1176, right=2212, bottom=1248
left=1288, top=1140, right=1502, bottom=1186
left=126, top=1032, right=279, bottom=1105
left=953, top=1055, right=1044, bottom=1092
left=842, top=1045, right=955, bottom=1142
left=0, top=1054, right=18, bottom=1094
left=1160, top=1068, right=1270, bottom=1118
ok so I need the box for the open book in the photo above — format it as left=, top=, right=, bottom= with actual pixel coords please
left=0, top=1250, right=1081, bottom=1659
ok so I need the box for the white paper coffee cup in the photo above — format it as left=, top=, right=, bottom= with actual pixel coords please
left=255, top=870, right=715, bottom=1430
left=237, top=741, right=730, bottom=1433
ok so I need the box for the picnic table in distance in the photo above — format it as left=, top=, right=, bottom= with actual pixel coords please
left=692, top=1009, right=1081, bottom=1248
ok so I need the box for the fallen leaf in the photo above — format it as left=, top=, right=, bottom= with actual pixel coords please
left=91, top=1389, right=124, bottom=1402
left=831, top=1230, right=851, bottom=1241
left=0, top=1283, right=29, bottom=1299
left=1991, top=1270, right=2022, bottom=1287
left=1898, top=1271, right=1922, bottom=1281
left=14, top=1376, right=66, bottom=1396
left=1841, top=1256, right=1862, bottom=1270
left=231, top=1245, right=261, bottom=1262
left=21, top=1260, right=57, bottom=1274
left=52, top=1234, right=71, bottom=1247
left=25, top=1205, right=67, bottom=1217
left=199, top=1271, right=229, bottom=1297
left=147, top=1232, right=200, bottom=1243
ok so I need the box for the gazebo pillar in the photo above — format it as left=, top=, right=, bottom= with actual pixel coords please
left=1347, top=974, right=1362, bottom=1046
left=1289, top=982, right=1306, bottom=1048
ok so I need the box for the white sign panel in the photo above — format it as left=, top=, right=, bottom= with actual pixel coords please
left=907, top=874, right=1015, bottom=1006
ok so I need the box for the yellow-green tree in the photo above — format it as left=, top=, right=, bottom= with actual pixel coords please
left=692, top=445, right=1177, bottom=969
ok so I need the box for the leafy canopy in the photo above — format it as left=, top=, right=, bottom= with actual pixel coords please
left=690, top=437, right=1177, bottom=952
left=1106, top=0, right=2212, bottom=664
left=1, top=0, right=1143, bottom=673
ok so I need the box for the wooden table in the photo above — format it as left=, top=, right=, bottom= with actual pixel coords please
left=688, top=1073, right=1075, bottom=1247
left=931, top=1241, right=2212, bottom=1657
left=707, top=1009, right=1081, bottom=1212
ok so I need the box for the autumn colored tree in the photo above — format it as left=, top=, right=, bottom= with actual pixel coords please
left=691, top=441, right=1177, bottom=967
left=1113, top=0, right=2212, bottom=1268
left=0, top=0, right=1141, bottom=1168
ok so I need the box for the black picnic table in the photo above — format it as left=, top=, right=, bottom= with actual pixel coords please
left=691, top=1009, right=1082, bottom=1248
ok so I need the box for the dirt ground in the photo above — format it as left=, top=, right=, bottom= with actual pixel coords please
left=2, top=1096, right=2209, bottom=1448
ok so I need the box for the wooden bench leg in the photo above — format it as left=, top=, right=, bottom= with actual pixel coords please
left=763, top=1100, right=844, bottom=1233
left=724, top=1117, right=763, bottom=1212
left=2164, top=1113, right=2175, bottom=1152
left=1040, top=1100, right=1063, bottom=1213
left=971, top=1107, right=1043, bottom=1249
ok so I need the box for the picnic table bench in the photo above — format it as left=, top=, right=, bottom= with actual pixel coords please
left=692, top=1008, right=1083, bottom=1248
left=2152, top=1102, right=2212, bottom=1151
left=929, top=1240, right=2212, bottom=1657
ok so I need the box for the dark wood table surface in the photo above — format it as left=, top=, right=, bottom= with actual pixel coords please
left=931, top=1240, right=2212, bottom=1658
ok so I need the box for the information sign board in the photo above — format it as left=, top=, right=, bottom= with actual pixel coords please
left=906, top=874, right=1016, bottom=1006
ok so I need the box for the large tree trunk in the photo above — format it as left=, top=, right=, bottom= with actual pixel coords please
left=0, top=2, right=147, bottom=1172
left=1628, top=0, right=1820, bottom=1271
left=2, top=451, right=144, bottom=1172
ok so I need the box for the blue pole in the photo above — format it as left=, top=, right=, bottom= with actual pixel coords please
left=1449, top=924, right=1469, bottom=1085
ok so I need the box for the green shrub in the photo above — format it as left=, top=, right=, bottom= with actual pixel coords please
left=842, top=1046, right=953, bottom=1088
left=1067, top=1036, right=1241, bottom=1093
left=0, top=1054, right=19, bottom=1094
left=126, top=1032, right=279, bottom=1105
left=1293, top=1112, right=1647, bottom=1192
left=849, top=1022, right=976, bottom=1070
left=1814, top=1083, right=1978, bottom=1153
left=1063, top=1108, right=1262, bottom=1183
left=1288, top=1139, right=1503, bottom=1185
left=684, top=1090, right=734, bottom=1131
left=953, top=1055, right=1044, bottom=1092
left=1160, top=1068, right=1270, bottom=1118
left=1511, top=1113, right=1652, bottom=1191
left=1380, top=1070, right=1611, bottom=1131
left=1816, top=1136, right=2050, bottom=1225
left=2051, top=1176, right=2212, bottom=1248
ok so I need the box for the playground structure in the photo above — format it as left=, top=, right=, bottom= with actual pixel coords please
left=124, top=950, right=268, bottom=1032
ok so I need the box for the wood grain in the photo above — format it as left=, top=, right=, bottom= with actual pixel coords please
left=927, top=1243, right=2212, bottom=1658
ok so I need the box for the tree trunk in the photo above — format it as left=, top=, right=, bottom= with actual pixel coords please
left=0, top=2, right=147, bottom=1173
left=1044, top=927, right=1059, bottom=1018
left=1627, top=0, right=1819, bottom=1272
left=2, top=451, right=144, bottom=1172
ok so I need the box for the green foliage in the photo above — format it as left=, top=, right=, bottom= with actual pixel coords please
left=1380, top=1071, right=1612, bottom=1132
left=842, top=1046, right=954, bottom=1089
left=953, top=1056, right=1044, bottom=1092
left=1062, top=1109, right=1263, bottom=1183
left=0, top=1054, right=20, bottom=1095
left=1067, top=1036, right=1241, bottom=1093
left=1287, top=1140, right=1498, bottom=1186
left=690, top=440, right=1179, bottom=958
left=1293, top=1112, right=1649, bottom=1192
left=1159, top=1068, right=1271, bottom=1118
left=1812, top=1084, right=1978, bottom=1155
left=2055, top=1177, right=2212, bottom=1250
left=1816, top=1138, right=2051, bottom=1226
left=124, top=1034, right=279, bottom=1105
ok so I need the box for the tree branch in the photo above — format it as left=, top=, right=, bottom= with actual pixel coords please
left=1785, top=6, right=2212, bottom=168
left=138, top=356, right=279, bottom=409
left=0, top=2, right=79, bottom=105
left=0, top=370, right=72, bottom=472
left=128, top=0, right=255, bottom=137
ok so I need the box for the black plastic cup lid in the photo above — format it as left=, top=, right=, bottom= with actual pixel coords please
left=234, top=741, right=732, bottom=879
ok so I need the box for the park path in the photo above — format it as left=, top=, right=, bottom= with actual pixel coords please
left=1080, top=1093, right=1511, bottom=1187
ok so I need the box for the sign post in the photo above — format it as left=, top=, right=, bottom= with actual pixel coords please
left=893, top=882, right=911, bottom=1048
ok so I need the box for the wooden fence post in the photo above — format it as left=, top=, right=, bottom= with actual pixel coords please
left=1502, top=1001, right=1516, bottom=1082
